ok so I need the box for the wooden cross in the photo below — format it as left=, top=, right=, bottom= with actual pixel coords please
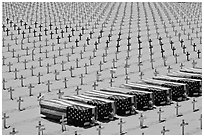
left=192, top=43, right=196, bottom=51
left=99, top=61, right=103, bottom=72
left=139, top=72, right=144, bottom=79
left=174, top=54, right=179, bottom=64
left=76, top=58, right=79, bottom=68
left=180, top=63, right=184, bottom=69
left=161, top=126, right=169, bottom=135
left=118, top=118, right=126, bottom=135
left=37, top=72, right=43, bottom=84
left=84, top=63, right=88, bottom=74
left=96, top=71, right=101, bottom=82
left=2, top=113, right=10, bottom=129
left=92, top=82, right=98, bottom=90
left=109, top=78, right=114, bottom=87
left=58, top=47, right=62, bottom=56
left=186, top=52, right=190, bottom=61
left=2, top=78, right=7, bottom=90
left=69, top=66, right=74, bottom=77
left=102, top=53, right=107, bottom=63
left=75, top=86, right=81, bottom=95
left=97, top=123, right=104, bottom=135
left=61, top=61, right=65, bottom=71
left=162, top=56, right=167, bottom=67
left=157, top=107, right=164, bottom=122
left=46, top=80, right=52, bottom=92
left=37, top=93, right=44, bottom=104
left=7, top=62, right=13, bottom=72
left=19, top=75, right=25, bottom=87
left=60, top=115, right=67, bottom=132
left=10, top=128, right=18, bottom=135
left=192, top=60, right=197, bottom=68
left=192, top=98, right=198, bottom=112
left=54, top=70, right=60, bottom=81
left=139, top=113, right=146, bottom=128
left=199, top=114, right=202, bottom=129
left=79, top=74, right=84, bottom=85
left=110, top=68, right=116, bottom=79
left=57, top=89, right=64, bottom=99
left=28, top=83, right=34, bottom=96
left=89, top=56, right=93, bottom=66
left=167, top=65, right=172, bottom=73
left=180, top=119, right=188, bottom=135
left=63, top=77, right=68, bottom=89
left=17, top=97, right=24, bottom=111
left=175, top=102, right=182, bottom=117
left=36, top=121, right=45, bottom=135
left=197, top=50, right=201, bottom=59
left=8, top=86, right=14, bottom=100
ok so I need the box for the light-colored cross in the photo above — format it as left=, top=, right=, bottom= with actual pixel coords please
left=92, top=82, right=98, bottom=90
left=60, top=115, right=67, bottom=132
left=97, top=123, right=104, bottom=135
left=157, top=107, right=164, bottom=122
left=175, top=102, right=182, bottom=117
left=161, top=126, right=169, bottom=135
left=17, top=97, right=24, bottom=111
left=75, top=86, right=81, bottom=95
left=46, top=80, right=52, bottom=92
left=192, top=98, right=198, bottom=112
left=2, top=113, right=10, bottom=128
left=118, top=118, right=126, bottom=135
left=180, top=119, right=188, bottom=135
left=57, top=89, right=64, bottom=99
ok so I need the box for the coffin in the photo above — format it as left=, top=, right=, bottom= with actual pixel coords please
left=168, top=71, right=202, bottom=80
left=180, top=68, right=202, bottom=74
left=51, top=99, right=96, bottom=127
left=40, top=100, right=68, bottom=120
left=153, top=75, right=201, bottom=96
left=122, top=83, right=172, bottom=106
left=101, top=87, right=153, bottom=110
left=140, top=78, right=187, bottom=101
left=83, top=90, right=132, bottom=115
left=62, top=95, right=115, bottom=120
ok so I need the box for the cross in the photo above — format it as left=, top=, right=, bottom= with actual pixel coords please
left=61, top=61, right=65, bottom=71
left=10, top=128, right=18, bottom=135
left=167, top=65, right=172, bottom=73
left=60, top=115, right=67, bottom=132
left=154, top=69, right=159, bottom=76
left=55, top=27, right=58, bottom=34
left=199, top=114, right=202, bottom=129
left=180, top=39, right=184, bottom=47
left=2, top=113, right=10, bottom=129
left=7, top=62, right=13, bottom=72
left=54, top=70, right=60, bottom=81
left=162, top=56, right=167, bottom=67
left=49, top=22, right=53, bottom=30
left=86, top=37, right=90, bottom=45
left=84, top=63, right=88, bottom=74
left=94, top=41, right=98, bottom=50
left=71, top=46, right=75, bottom=54
left=174, top=54, right=179, bottom=64
left=180, top=63, right=184, bottom=69
left=139, top=113, right=146, bottom=128
left=68, top=34, right=72, bottom=42
left=197, top=50, right=201, bottom=59
left=69, top=66, right=74, bottom=77
left=96, top=71, right=101, bottom=82
left=186, top=52, right=190, bottom=61
left=79, top=33, right=82, bottom=40
left=22, top=31, right=26, bottom=39
left=79, top=74, right=84, bottom=85
left=192, top=43, right=197, bottom=51
left=37, top=93, right=44, bottom=104
left=6, top=28, right=10, bottom=36
left=71, top=28, right=75, bottom=36
left=44, top=28, right=48, bottom=36
left=161, top=126, right=169, bottom=135
left=2, top=24, right=6, bottom=32
left=75, top=39, right=79, bottom=47
left=161, top=48, right=165, bottom=58
left=150, top=58, right=155, bottom=69
left=80, top=50, right=83, bottom=59
left=180, top=119, right=188, bottom=135
left=182, top=45, right=186, bottom=54
left=139, top=72, right=144, bottom=79
left=106, top=40, right=109, bottom=48
left=10, top=32, right=14, bottom=40
left=22, top=59, right=28, bottom=69
left=30, top=65, right=35, bottom=76
left=2, top=56, right=6, bottom=66
left=172, top=47, right=176, bottom=56
left=17, top=97, right=24, bottom=111
left=192, top=98, right=198, bottom=112
left=8, top=87, right=14, bottom=100
left=170, top=41, right=174, bottom=49
left=61, top=29, right=65, bottom=38
left=125, top=75, right=130, bottom=84
left=97, top=123, right=104, bottom=135
left=38, top=57, right=43, bottom=67
left=17, top=27, right=21, bottom=35
left=27, top=83, right=34, bottom=96
left=75, top=86, right=81, bottom=95
left=118, top=118, right=126, bottom=135
left=192, top=60, right=197, bottom=68
left=109, top=78, right=114, bottom=87
left=57, top=89, right=64, bottom=99
left=19, top=75, right=25, bottom=87
left=2, top=78, right=7, bottom=90
left=28, top=26, right=32, bottom=33
left=37, top=72, right=43, bottom=84
left=38, top=33, right=42, bottom=41
left=56, top=36, right=61, bottom=44
left=34, top=21, right=38, bottom=28
left=46, top=80, right=52, bottom=92
left=157, top=107, right=164, bottom=122
left=36, top=121, right=45, bottom=135
left=89, top=31, right=93, bottom=39
left=76, top=58, right=80, bottom=68
left=50, top=31, right=54, bottom=39
left=175, top=102, right=182, bottom=117
left=53, top=55, right=57, bottom=65
left=110, top=68, right=116, bottom=79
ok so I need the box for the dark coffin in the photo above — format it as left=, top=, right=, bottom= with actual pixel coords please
left=122, top=83, right=171, bottom=106
left=101, top=87, right=153, bottom=110
left=140, top=78, right=187, bottom=101
left=168, top=71, right=202, bottom=80
left=180, top=68, right=202, bottom=74
left=62, top=95, right=115, bottom=120
left=52, top=99, right=96, bottom=127
left=153, top=75, right=201, bottom=96
left=40, top=100, right=68, bottom=120
left=84, top=90, right=132, bottom=115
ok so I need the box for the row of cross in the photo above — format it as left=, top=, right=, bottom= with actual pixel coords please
left=3, top=100, right=202, bottom=135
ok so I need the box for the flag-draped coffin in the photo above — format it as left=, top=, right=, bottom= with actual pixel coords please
left=122, top=83, right=171, bottom=106
left=140, top=79, right=187, bottom=101
left=84, top=90, right=132, bottom=115
left=153, top=75, right=201, bottom=96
